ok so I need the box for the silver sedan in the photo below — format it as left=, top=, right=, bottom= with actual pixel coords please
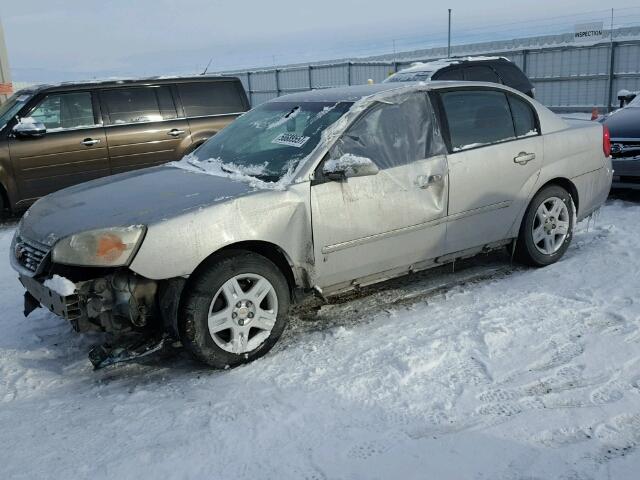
left=11, top=81, right=613, bottom=368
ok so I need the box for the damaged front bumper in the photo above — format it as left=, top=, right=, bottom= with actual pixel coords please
left=20, top=274, right=82, bottom=327
left=19, top=270, right=186, bottom=369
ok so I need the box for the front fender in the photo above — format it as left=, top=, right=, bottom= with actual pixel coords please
left=128, top=182, right=313, bottom=282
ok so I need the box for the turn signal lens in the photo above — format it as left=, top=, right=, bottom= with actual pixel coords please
left=53, top=226, right=145, bottom=267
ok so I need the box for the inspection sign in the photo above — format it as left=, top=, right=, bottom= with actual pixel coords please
left=574, top=22, right=604, bottom=42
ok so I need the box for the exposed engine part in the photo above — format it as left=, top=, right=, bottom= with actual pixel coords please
left=79, top=271, right=159, bottom=334
left=88, top=333, right=168, bottom=370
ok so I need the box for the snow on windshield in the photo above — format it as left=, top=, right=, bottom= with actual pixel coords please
left=170, top=101, right=353, bottom=188
left=170, top=154, right=297, bottom=191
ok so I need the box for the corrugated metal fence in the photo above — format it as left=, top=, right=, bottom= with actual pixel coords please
left=224, top=39, right=640, bottom=112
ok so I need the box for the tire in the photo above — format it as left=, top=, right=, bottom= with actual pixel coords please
left=515, top=185, right=575, bottom=267
left=179, top=251, right=290, bottom=368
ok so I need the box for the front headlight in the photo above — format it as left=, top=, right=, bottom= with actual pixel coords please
left=52, top=226, right=146, bottom=267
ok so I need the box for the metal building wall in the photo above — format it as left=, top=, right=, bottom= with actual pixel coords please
left=223, top=35, right=640, bottom=112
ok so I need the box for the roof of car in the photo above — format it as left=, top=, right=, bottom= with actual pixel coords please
left=271, top=84, right=405, bottom=103
left=271, top=81, right=520, bottom=104
left=16, top=75, right=241, bottom=94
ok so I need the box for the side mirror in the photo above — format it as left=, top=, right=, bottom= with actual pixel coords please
left=322, top=154, right=379, bottom=181
left=617, top=89, right=637, bottom=108
left=13, top=118, right=47, bottom=138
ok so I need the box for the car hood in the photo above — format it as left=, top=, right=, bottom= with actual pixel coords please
left=605, top=107, right=640, bottom=139
left=19, top=166, right=256, bottom=247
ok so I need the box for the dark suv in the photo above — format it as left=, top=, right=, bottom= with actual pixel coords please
left=0, top=76, right=249, bottom=213
left=384, top=57, right=535, bottom=98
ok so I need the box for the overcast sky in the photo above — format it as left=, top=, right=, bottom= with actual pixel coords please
left=3, top=0, right=640, bottom=82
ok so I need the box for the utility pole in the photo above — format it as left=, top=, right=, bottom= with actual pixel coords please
left=0, top=17, right=12, bottom=104
left=607, top=8, right=615, bottom=111
left=447, top=9, right=452, bottom=58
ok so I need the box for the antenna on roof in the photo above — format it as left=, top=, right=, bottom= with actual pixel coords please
left=202, top=58, right=213, bottom=75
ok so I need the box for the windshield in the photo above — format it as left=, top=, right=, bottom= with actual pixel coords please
left=628, top=94, right=640, bottom=107
left=188, top=101, right=352, bottom=182
left=0, top=92, right=33, bottom=130
left=384, top=71, right=434, bottom=83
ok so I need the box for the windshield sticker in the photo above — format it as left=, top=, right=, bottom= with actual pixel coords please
left=271, top=133, right=310, bottom=148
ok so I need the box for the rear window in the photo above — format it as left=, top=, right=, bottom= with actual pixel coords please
left=463, top=65, right=501, bottom=83
left=441, top=90, right=515, bottom=151
left=101, top=86, right=176, bottom=124
left=177, top=81, right=245, bottom=117
left=492, top=62, right=532, bottom=92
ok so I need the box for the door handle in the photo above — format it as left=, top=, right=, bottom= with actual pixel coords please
left=167, top=129, right=185, bottom=137
left=514, top=152, right=536, bottom=165
left=81, top=138, right=101, bottom=146
left=416, top=174, right=444, bottom=189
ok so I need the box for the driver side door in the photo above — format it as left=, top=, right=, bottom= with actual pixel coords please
left=8, top=91, right=109, bottom=206
left=310, top=93, right=449, bottom=293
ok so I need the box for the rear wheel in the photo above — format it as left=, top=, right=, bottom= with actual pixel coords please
left=516, top=185, right=574, bottom=267
left=179, top=251, right=290, bottom=368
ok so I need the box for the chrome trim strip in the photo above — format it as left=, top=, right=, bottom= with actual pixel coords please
left=322, top=200, right=511, bottom=255
left=322, top=217, right=446, bottom=254
left=447, top=200, right=511, bottom=221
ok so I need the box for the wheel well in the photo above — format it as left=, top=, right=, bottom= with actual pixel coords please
left=538, top=178, right=579, bottom=215
left=189, top=241, right=297, bottom=294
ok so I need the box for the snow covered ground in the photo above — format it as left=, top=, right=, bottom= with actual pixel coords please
left=1, top=194, right=639, bottom=480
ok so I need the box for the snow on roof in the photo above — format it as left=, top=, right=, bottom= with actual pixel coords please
left=399, top=56, right=509, bottom=74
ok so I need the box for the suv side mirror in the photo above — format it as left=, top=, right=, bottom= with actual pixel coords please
left=13, top=119, right=47, bottom=138
left=322, top=154, right=379, bottom=181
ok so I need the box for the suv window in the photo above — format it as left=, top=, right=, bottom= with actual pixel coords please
left=434, top=68, right=463, bottom=81
left=101, top=86, right=176, bottom=124
left=177, top=81, right=245, bottom=117
left=508, top=95, right=538, bottom=137
left=463, top=65, right=501, bottom=83
left=28, top=92, right=96, bottom=131
left=440, top=90, right=515, bottom=151
left=330, top=93, right=444, bottom=170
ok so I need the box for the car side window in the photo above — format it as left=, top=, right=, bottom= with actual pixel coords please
left=177, top=82, right=245, bottom=117
left=27, top=92, right=96, bottom=131
left=440, top=90, right=516, bottom=151
left=463, top=65, right=501, bottom=83
left=508, top=95, right=538, bottom=137
left=329, top=93, right=444, bottom=170
left=101, top=86, right=176, bottom=124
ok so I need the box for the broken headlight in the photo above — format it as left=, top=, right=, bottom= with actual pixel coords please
left=52, top=226, right=146, bottom=267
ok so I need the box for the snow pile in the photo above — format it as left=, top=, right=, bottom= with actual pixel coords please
left=43, top=275, right=76, bottom=296
left=0, top=198, right=639, bottom=479
left=169, top=154, right=297, bottom=191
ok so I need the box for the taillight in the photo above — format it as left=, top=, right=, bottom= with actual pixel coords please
left=603, top=124, right=611, bottom=157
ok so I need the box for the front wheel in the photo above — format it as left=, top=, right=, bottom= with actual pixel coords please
left=179, top=251, right=290, bottom=368
left=516, top=185, right=575, bottom=267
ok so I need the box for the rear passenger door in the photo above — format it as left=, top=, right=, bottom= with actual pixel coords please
left=176, top=80, right=248, bottom=148
left=100, top=86, right=192, bottom=174
left=436, top=89, right=543, bottom=253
